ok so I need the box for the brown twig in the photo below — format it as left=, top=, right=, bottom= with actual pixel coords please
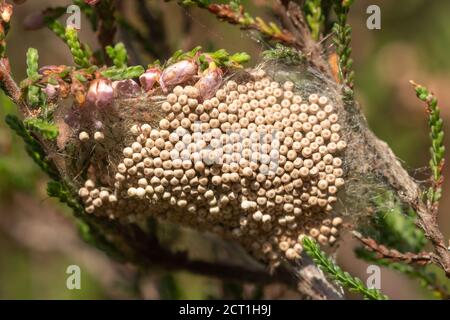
left=94, top=0, right=118, bottom=64
left=413, top=203, right=450, bottom=276
left=206, top=3, right=297, bottom=45
left=352, top=231, right=435, bottom=265
left=276, top=0, right=331, bottom=75
left=92, top=218, right=341, bottom=299
left=0, top=1, right=28, bottom=115
left=137, top=0, right=171, bottom=60
left=180, top=7, right=194, bottom=51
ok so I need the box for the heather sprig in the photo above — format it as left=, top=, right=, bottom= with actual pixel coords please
left=303, top=237, right=388, bottom=300
left=65, top=27, right=91, bottom=68
left=25, top=48, right=42, bottom=107
left=44, top=18, right=67, bottom=40
left=106, top=42, right=128, bottom=68
left=304, top=0, right=324, bottom=41
left=333, top=0, right=354, bottom=93
left=24, top=118, right=59, bottom=140
left=411, top=81, right=445, bottom=206
left=5, top=115, right=59, bottom=180
left=101, top=65, right=145, bottom=80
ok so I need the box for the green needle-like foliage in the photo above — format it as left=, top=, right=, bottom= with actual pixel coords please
left=412, top=82, right=445, bottom=205
left=303, top=237, right=388, bottom=300
left=333, top=0, right=354, bottom=94
left=25, top=48, right=42, bottom=107
left=101, top=65, right=145, bottom=80
left=65, top=27, right=91, bottom=68
left=5, top=115, right=59, bottom=180
left=24, top=118, right=59, bottom=141
left=106, top=42, right=128, bottom=68
left=44, top=18, right=67, bottom=41
left=305, top=0, right=324, bottom=40
left=363, top=191, right=427, bottom=254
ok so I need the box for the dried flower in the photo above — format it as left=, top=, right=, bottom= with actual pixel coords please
left=86, top=78, right=114, bottom=108
left=112, top=79, right=141, bottom=98
left=195, top=64, right=223, bottom=101
left=0, top=2, right=13, bottom=23
left=159, top=60, right=198, bottom=93
left=85, top=0, right=101, bottom=6
left=43, top=83, right=60, bottom=102
left=139, top=67, right=161, bottom=91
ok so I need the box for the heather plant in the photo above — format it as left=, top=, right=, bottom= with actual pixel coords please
left=0, top=0, right=449, bottom=300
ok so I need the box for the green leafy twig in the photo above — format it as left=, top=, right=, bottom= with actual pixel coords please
left=303, top=237, right=388, bottom=300
left=101, top=65, right=144, bottom=80
left=201, top=49, right=250, bottom=70
left=5, top=114, right=59, bottom=180
left=166, top=46, right=250, bottom=71
left=25, top=48, right=42, bottom=107
left=106, top=42, right=128, bottom=68
left=365, top=191, right=427, bottom=254
left=44, top=17, right=67, bottom=41
left=24, top=118, right=59, bottom=140
left=178, top=0, right=296, bottom=46
left=411, top=81, right=445, bottom=209
left=333, top=0, right=354, bottom=93
left=45, top=23, right=92, bottom=68
left=65, top=27, right=92, bottom=68
left=304, top=0, right=324, bottom=41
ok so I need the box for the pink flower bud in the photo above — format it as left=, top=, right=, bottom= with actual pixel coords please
left=195, top=66, right=223, bottom=101
left=86, top=79, right=113, bottom=108
left=0, top=3, right=13, bottom=23
left=112, top=79, right=141, bottom=98
left=23, top=12, right=45, bottom=30
left=85, top=0, right=101, bottom=6
left=159, top=60, right=198, bottom=93
left=43, top=84, right=60, bottom=102
left=139, top=68, right=161, bottom=91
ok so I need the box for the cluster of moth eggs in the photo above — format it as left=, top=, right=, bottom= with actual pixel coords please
left=78, top=69, right=346, bottom=264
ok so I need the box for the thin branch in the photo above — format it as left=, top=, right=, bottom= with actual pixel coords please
left=407, top=81, right=450, bottom=277
left=276, top=0, right=331, bottom=75
left=97, top=220, right=340, bottom=299
left=355, top=247, right=450, bottom=300
left=94, top=0, right=118, bottom=64
left=116, top=15, right=162, bottom=59
left=136, top=0, right=171, bottom=60
left=180, top=7, right=194, bottom=51
left=413, top=202, right=450, bottom=277
left=207, top=3, right=296, bottom=45
left=0, top=2, right=29, bottom=115
left=352, top=231, right=435, bottom=265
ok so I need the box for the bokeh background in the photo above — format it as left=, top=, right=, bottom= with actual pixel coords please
left=1, top=0, right=450, bottom=299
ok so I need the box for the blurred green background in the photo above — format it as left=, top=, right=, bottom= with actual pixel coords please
left=1, top=0, right=450, bottom=299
